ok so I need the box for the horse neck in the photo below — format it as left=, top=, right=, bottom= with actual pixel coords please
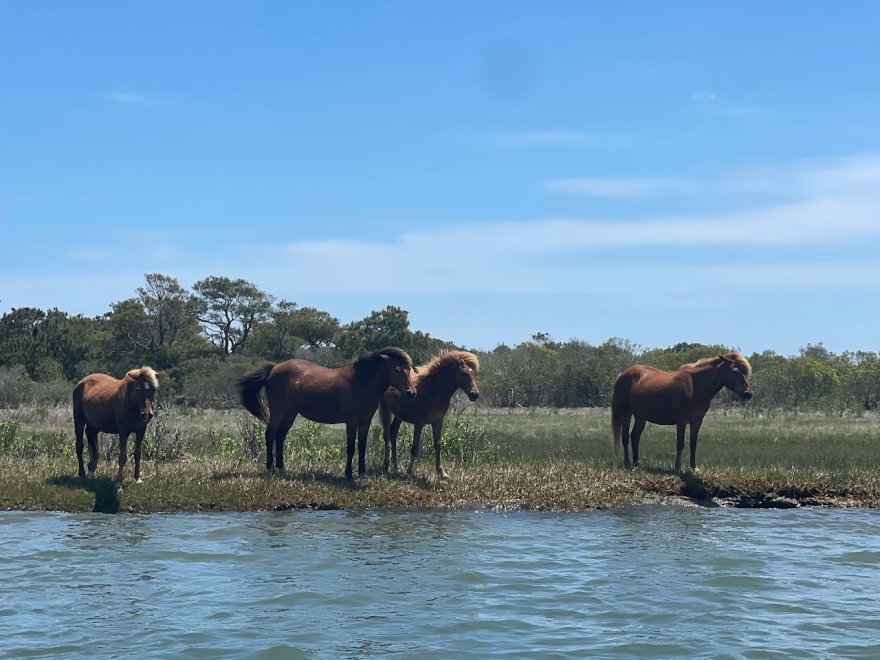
left=419, top=367, right=459, bottom=402
left=687, top=362, right=726, bottom=400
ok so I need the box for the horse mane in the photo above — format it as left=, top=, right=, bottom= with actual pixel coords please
left=353, top=346, right=414, bottom=370
left=683, top=352, right=752, bottom=377
left=416, top=350, right=480, bottom=380
left=126, top=365, right=159, bottom=389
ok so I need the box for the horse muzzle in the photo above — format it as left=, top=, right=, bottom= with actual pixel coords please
left=141, top=411, right=155, bottom=421
left=740, top=391, right=753, bottom=401
left=468, top=391, right=480, bottom=402
left=405, top=388, right=417, bottom=400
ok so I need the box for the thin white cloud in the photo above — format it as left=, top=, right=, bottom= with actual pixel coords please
left=543, top=176, right=697, bottom=198
left=4, top=155, right=879, bottom=313
left=692, top=90, right=717, bottom=103
left=106, top=92, right=157, bottom=104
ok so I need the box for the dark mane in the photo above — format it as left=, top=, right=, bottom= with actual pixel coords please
left=353, top=346, right=414, bottom=375
left=416, top=350, right=480, bottom=381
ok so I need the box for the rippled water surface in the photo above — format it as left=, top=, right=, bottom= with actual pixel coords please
left=2, top=507, right=879, bottom=658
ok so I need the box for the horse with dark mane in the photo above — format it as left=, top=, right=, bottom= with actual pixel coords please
left=612, top=352, right=753, bottom=471
left=379, top=350, right=480, bottom=479
left=237, top=347, right=417, bottom=479
left=73, top=366, right=159, bottom=489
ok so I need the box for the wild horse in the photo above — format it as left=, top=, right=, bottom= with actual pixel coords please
left=73, top=366, right=159, bottom=489
left=612, top=352, right=753, bottom=471
left=238, top=347, right=417, bottom=479
left=379, top=350, right=480, bottom=479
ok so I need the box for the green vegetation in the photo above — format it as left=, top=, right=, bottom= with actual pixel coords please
left=2, top=273, right=879, bottom=414
left=1, top=405, right=877, bottom=513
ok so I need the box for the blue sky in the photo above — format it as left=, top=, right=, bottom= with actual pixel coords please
left=2, top=1, right=879, bottom=356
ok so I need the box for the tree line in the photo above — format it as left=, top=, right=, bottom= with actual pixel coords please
left=1, top=273, right=878, bottom=412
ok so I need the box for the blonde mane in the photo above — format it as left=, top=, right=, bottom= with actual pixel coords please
left=126, top=366, right=160, bottom=389
left=684, top=352, right=751, bottom=377
left=416, top=350, right=480, bottom=380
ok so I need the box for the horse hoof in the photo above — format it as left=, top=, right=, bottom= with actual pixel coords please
left=438, top=471, right=449, bottom=480
left=135, top=478, right=143, bottom=484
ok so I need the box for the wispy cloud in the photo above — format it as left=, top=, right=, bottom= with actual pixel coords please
left=4, top=155, right=878, bottom=313
left=692, top=90, right=717, bottom=103
left=543, top=176, right=697, bottom=198
left=105, top=91, right=157, bottom=104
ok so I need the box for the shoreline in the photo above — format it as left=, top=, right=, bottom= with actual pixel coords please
left=2, top=458, right=877, bottom=514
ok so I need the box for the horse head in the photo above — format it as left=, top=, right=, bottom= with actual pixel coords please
left=718, top=354, right=753, bottom=401
left=455, top=354, right=480, bottom=401
left=126, top=367, right=159, bottom=421
left=378, top=349, right=417, bottom=399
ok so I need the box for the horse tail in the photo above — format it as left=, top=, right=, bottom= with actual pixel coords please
left=72, top=381, right=86, bottom=431
left=237, top=364, right=274, bottom=424
left=610, top=375, right=626, bottom=460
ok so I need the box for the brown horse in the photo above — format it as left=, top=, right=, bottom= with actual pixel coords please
left=73, top=366, right=159, bottom=488
left=612, top=352, right=753, bottom=471
left=379, top=350, right=480, bottom=479
left=237, top=346, right=417, bottom=479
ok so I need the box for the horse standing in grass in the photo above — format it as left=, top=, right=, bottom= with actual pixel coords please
left=612, top=352, right=753, bottom=471
left=379, top=350, right=480, bottom=479
left=237, top=347, right=417, bottom=479
left=73, top=366, right=159, bottom=488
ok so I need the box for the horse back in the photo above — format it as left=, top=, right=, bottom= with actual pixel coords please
left=266, top=359, right=362, bottom=424
left=75, top=373, right=127, bottom=433
left=614, top=365, right=693, bottom=425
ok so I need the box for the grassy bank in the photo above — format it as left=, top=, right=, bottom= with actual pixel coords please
left=1, top=405, right=878, bottom=512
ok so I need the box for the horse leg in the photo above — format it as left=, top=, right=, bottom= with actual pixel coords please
left=390, top=417, right=402, bottom=472
left=630, top=417, right=646, bottom=468
left=274, top=414, right=296, bottom=475
left=689, top=419, right=703, bottom=470
left=133, top=430, right=144, bottom=483
left=115, top=432, right=130, bottom=487
left=620, top=414, right=633, bottom=469
left=356, top=422, right=370, bottom=478
left=674, top=423, right=686, bottom=472
left=345, top=423, right=357, bottom=480
left=86, top=426, right=99, bottom=476
left=264, top=418, right=277, bottom=473
left=406, top=422, right=425, bottom=476
left=432, top=421, right=448, bottom=479
left=383, top=417, right=403, bottom=474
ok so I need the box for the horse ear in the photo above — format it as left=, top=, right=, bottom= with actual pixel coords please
left=379, top=353, right=389, bottom=361
left=126, top=369, right=140, bottom=379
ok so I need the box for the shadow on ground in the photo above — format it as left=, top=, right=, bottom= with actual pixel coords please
left=48, top=475, right=121, bottom=513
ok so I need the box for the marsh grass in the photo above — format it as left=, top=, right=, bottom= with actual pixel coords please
left=1, top=405, right=878, bottom=512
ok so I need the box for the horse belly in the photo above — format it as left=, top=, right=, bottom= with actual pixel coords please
left=81, top=401, right=119, bottom=433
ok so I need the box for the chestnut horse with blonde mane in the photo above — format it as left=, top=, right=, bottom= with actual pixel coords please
left=612, top=352, right=753, bottom=471
left=237, top=347, right=417, bottom=479
left=73, top=366, right=159, bottom=488
left=379, top=350, right=480, bottom=479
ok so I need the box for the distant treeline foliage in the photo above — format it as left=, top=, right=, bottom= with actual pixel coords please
left=1, top=274, right=878, bottom=412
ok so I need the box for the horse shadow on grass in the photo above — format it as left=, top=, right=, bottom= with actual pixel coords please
left=209, top=467, right=435, bottom=490
left=639, top=465, right=720, bottom=507
left=48, top=475, right=121, bottom=514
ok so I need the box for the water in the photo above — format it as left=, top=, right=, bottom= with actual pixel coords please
left=1, top=507, right=879, bottom=659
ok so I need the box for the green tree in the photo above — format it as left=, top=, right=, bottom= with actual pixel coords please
left=335, top=305, right=413, bottom=359
left=192, top=276, right=272, bottom=356
left=248, top=301, right=341, bottom=361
